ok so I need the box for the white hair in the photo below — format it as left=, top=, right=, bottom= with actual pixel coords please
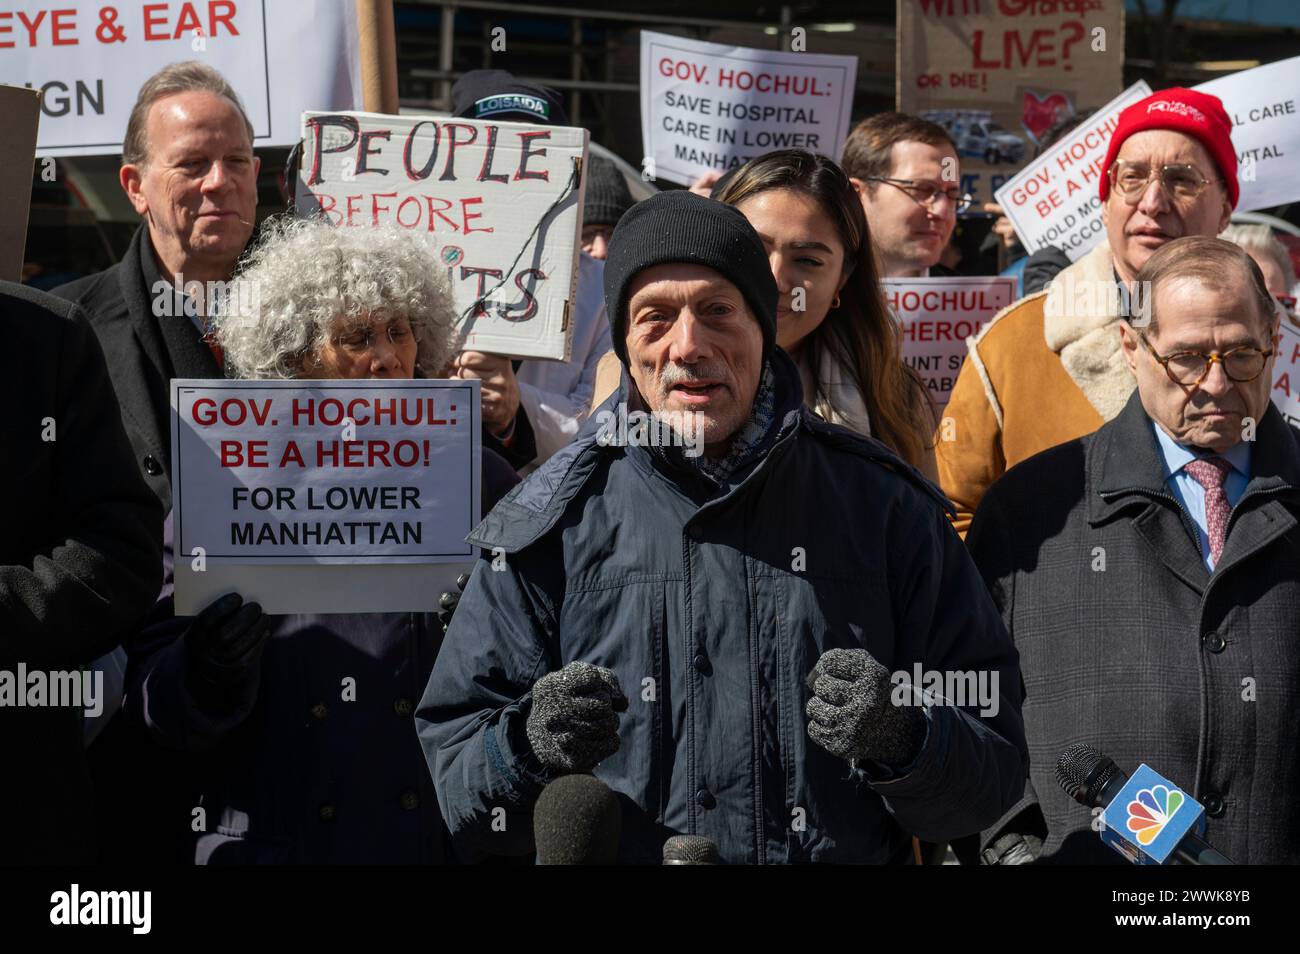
left=1219, top=222, right=1298, bottom=296
left=216, top=216, right=460, bottom=379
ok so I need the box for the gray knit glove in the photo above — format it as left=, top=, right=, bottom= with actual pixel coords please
left=805, top=648, right=928, bottom=769
left=526, top=662, right=628, bottom=773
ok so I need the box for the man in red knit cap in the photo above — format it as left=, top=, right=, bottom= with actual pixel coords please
left=937, top=88, right=1237, bottom=536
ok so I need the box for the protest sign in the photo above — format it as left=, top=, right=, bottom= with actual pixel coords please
left=897, top=0, right=1125, bottom=205
left=170, top=378, right=481, bottom=615
left=994, top=81, right=1151, bottom=260
left=884, top=275, right=1018, bottom=409
left=297, top=111, right=585, bottom=362
left=0, top=84, right=39, bottom=282
left=1197, top=55, right=1300, bottom=213
left=639, top=30, right=856, bottom=186
left=0, top=1, right=361, bottom=157
left=1271, top=321, right=1300, bottom=428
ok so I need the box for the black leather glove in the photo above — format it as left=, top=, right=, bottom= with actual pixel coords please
left=437, top=572, right=472, bottom=634
left=184, top=592, right=271, bottom=707
left=525, top=662, right=628, bottom=773
left=805, top=647, right=928, bottom=769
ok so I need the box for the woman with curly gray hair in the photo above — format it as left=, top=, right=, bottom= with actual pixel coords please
left=123, top=216, right=518, bottom=865
left=216, top=216, right=460, bottom=380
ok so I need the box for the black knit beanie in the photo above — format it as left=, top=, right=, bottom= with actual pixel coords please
left=584, top=156, right=635, bottom=228
left=603, top=190, right=778, bottom=365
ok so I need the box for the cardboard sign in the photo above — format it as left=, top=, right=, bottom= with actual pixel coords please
left=0, top=84, right=39, bottom=282
left=639, top=30, right=857, bottom=186
left=0, top=1, right=361, bottom=157
left=897, top=0, right=1125, bottom=205
left=1197, top=55, right=1300, bottom=213
left=1270, top=321, right=1300, bottom=428
left=297, top=111, right=585, bottom=362
left=884, top=275, right=1018, bottom=409
left=995, top=82, right=1151, bottom=261
left=170, top=379, right=481, bottom=615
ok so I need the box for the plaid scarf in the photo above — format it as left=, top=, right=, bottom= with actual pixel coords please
left=690, top=362, right=777, bottom=486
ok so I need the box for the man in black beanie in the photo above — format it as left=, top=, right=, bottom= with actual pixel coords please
left=418, top=190, right=1027, bottom=864
left=581, top=156, right=635, bottom=261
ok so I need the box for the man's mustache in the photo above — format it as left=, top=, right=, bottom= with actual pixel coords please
left=657, top=362, right=730, bottom=387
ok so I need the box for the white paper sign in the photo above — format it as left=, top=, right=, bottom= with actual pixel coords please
left=995, top=82, right=1152, bottom=262
left=884, top=276, right=1019, bottom=409
left=170, top=378, right=480, bottom=568
left=0, top=1, right=361, bottom=157
left=1270, top=321, right=1300, bottom=428
left=639, top=30, right=857, bottom=186
left=297, top=111, right=586, bottom=362
left=1197, top=56, right=1300, bottom=213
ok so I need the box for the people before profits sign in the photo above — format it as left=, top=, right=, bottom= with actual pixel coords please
left=296, top=111, right=586, bottom=362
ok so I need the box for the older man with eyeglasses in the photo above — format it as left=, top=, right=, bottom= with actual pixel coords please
left=937, top=88, right=1238, bottom=537
left=965, top=236, right=1300, bottom=864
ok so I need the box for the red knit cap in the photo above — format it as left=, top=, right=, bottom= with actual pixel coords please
left=1099, top=87, right=1238, bottom=208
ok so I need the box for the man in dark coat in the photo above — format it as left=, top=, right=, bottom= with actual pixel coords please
left=49, top=60, right=260, bottom=863
left=52, top=61, right=260, bottom=511
left=0, top=282, right=163, bottom=863
left=417, top=191, right=1027, bottom=864
left=969, top=236, right=1300, bottom=864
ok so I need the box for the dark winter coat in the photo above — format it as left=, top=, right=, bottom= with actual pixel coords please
left=417, top=349, right=1028, bottom=864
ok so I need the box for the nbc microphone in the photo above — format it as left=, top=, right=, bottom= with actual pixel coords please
left=1056, top=743, right=1233, bottom=865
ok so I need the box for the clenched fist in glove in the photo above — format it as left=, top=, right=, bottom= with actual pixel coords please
left=805, top=648, right=929, bottom=769
left=526, top=662, right=628, bottom=773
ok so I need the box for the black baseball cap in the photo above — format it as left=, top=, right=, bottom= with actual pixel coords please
left=451, top=69, right=568, bottom=126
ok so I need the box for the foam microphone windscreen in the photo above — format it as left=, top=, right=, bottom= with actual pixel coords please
left=662, top=835, right=720, bottom=865
left=533, top=774, right=621, bottom=865
left=1055, top=742, right=1127, bottom=809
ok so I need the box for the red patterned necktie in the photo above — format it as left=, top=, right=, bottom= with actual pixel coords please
left=1183, top=457, right=1233, bottom=566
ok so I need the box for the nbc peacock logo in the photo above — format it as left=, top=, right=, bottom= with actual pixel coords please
left=1126, top=785, right=1186, bottom=845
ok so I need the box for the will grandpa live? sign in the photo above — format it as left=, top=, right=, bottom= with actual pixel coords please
left=297, top=111, right=586, bottom=362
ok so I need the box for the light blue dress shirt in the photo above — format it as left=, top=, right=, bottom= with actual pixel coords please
left=1152, top=423, right=1251, bottom=571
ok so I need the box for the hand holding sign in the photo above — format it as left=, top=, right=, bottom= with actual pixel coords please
left=452, top=350, right=521, bottom=436
left=184, top=592, right=270, bottom=707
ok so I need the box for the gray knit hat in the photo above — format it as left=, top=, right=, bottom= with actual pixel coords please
left=584, top=155, right=636, bottom=228
left=602, top=190, right=777, bottom=365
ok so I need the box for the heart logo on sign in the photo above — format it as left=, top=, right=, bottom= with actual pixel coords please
left=1023, top=91, right=1073, bottom=143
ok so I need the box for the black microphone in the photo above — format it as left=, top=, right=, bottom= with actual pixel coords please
left=533, top=774, right=621, bottom=864
left=662, top=835, right=720, bottom=865
left=1056, top=743, right=1233, bottom=865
